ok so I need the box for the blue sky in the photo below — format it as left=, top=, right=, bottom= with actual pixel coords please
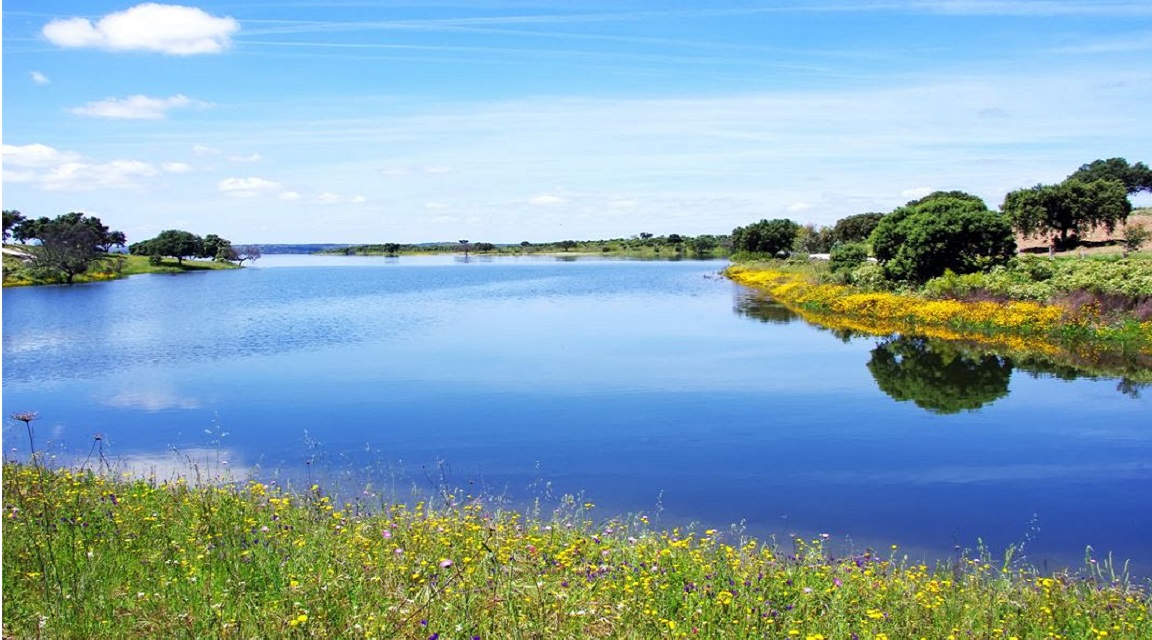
left=3, top=1, right=1151, bottom=244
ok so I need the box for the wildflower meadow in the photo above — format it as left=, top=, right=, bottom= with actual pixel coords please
left=4, top=459, right=1150, bottom=639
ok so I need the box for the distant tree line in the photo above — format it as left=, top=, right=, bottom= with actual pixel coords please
left=325, top=233, right=731, bottom=258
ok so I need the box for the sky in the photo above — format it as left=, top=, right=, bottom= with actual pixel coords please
left=3, top=1, right=1152, bottom=244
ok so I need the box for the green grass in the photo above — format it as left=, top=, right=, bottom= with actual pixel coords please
left=4, top=460, right=1149, bottom=639
left=2, top=250, right=239, bottom=287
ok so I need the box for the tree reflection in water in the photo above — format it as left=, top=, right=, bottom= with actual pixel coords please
left=733, top=289, right=1150, bottom=409
left=866, top=336, right=1014, bottom=414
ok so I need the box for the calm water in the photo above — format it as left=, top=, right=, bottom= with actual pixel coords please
left=3, top=256, right=1150, bottom=576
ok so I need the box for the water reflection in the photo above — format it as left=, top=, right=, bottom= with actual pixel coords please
left=733, top=288, right=1150, bottom=410
left=732, top=289, right=797, bottom=324
left=867, top=336, right=1013, bottom=414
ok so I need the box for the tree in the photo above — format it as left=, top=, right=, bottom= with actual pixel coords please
left=731, top=218, right=800, bottom=256
left=12, top=216, right=46, bottom=244
left=793, top=223, right=833, bottom=253
left=99, top=230, right=127, bottom=253
left=1070, top=158, right=1152, bottom=194
left=12, top=212, right=125, bottom=252
left=130, top=230, right=204, bottom=265
left=202, top=234, right=233, bottom=261
left=690, top=235, right=719, bottom=257
left=232, top=245, right=262, bottom=265
left=870, top=191, right=1015, bottom=283
left=1002, top=178, right=1131, bottom=248
left=557, top=240, right=578, bottom=252
left=29, top=217, right=102, bottom=284
left=830, top=212, right=885, bottom=246
left=3, top=210, right=25, bottom=242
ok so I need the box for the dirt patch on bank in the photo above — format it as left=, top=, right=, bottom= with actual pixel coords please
left=1016, top=210, right=1152, bottom=256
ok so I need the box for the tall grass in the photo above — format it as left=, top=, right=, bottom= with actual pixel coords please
left=4, top=458, right=1150, bottom=639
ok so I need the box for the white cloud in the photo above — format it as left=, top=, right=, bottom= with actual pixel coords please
left=69, top=94, right=207, bottom=120
left=30, top=71, right=51, bottom=85
left=192, top=144, right=221, bottom=156
left=162, top=162, right=193, bottom=173
left=279, top=191, right=302, bottom=201
left=423, top=166, right=452, bottom=174
left=350, top=195, right=367, bottom=203
left=30, top=161, right=159, bottom=191
left=228, top=152, right=262, bottom=163
left=529, top=194, right=566, bottom=205
left=218, top=176, right=284, bottom=197
left=2, top=143, right=81, bottom=167
left=2, top=144, right=160, bottom=190
left=787, top=202, right=813, bottom=212
left=42, top=3, right=239, bottom=55
left=315, top=192, right=342, bottom=204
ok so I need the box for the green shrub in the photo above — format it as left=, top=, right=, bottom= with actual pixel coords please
left=829, top=242, right=869, bottom=274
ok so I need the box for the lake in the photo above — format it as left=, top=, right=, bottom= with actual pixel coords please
left=3, top=255, right=1150, bottom=576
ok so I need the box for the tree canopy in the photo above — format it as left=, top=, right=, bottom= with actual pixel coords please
left=3, top=210, right=25, bottom=242
left=870, top=191, right=1015, bottom=284
left=830, top=212, right=885, bottom=246
left=130, top=230, right=206, bottom=265
left=11, top=212, right=125, bottom=252
left=731, top=218, right=800, bottom=256
left=1001, top=178, right=1131, bottom=247
left=1070, top=158, right=1152, bottom=195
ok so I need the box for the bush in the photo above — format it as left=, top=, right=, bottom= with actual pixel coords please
left=829, top=242, right=869, bottom=274
left=870, top=191, right=1016, bottom=284
left=847, top=262, right=889, bottom=291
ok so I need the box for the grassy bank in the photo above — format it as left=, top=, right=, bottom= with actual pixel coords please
left=2, top=251, right=238, bottom=287
left=3, top=462, right=1150, bottom=639
left=726, top=264, right=1152, bottom=361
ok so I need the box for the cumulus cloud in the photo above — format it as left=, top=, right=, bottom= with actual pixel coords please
left=228, top=152, right=262, bottom=163
left=192, top=144, right=221, bottom=156
left=787, top=202, right=813, bottom=212
left=42, top=3, right=239, bottom=55
left=350, top=195, right=367, bottom=204
left=279, top=191, right=302, bottom=201
left=315, top=192, right=342, bottom=204
left=30, top=71, right=51, bottom=85
left=2, top=143, right=81, bottom=167
left=218, top=176, right=284, bottom=198
left=2, top=143, right=160, bottom=190
left=69, top=94, right=208, bottom=120
left=162, top=162, right=193, bottom=173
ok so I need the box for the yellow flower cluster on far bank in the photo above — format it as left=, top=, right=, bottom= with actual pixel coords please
left=726, top=265, right=1152, bottom=356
